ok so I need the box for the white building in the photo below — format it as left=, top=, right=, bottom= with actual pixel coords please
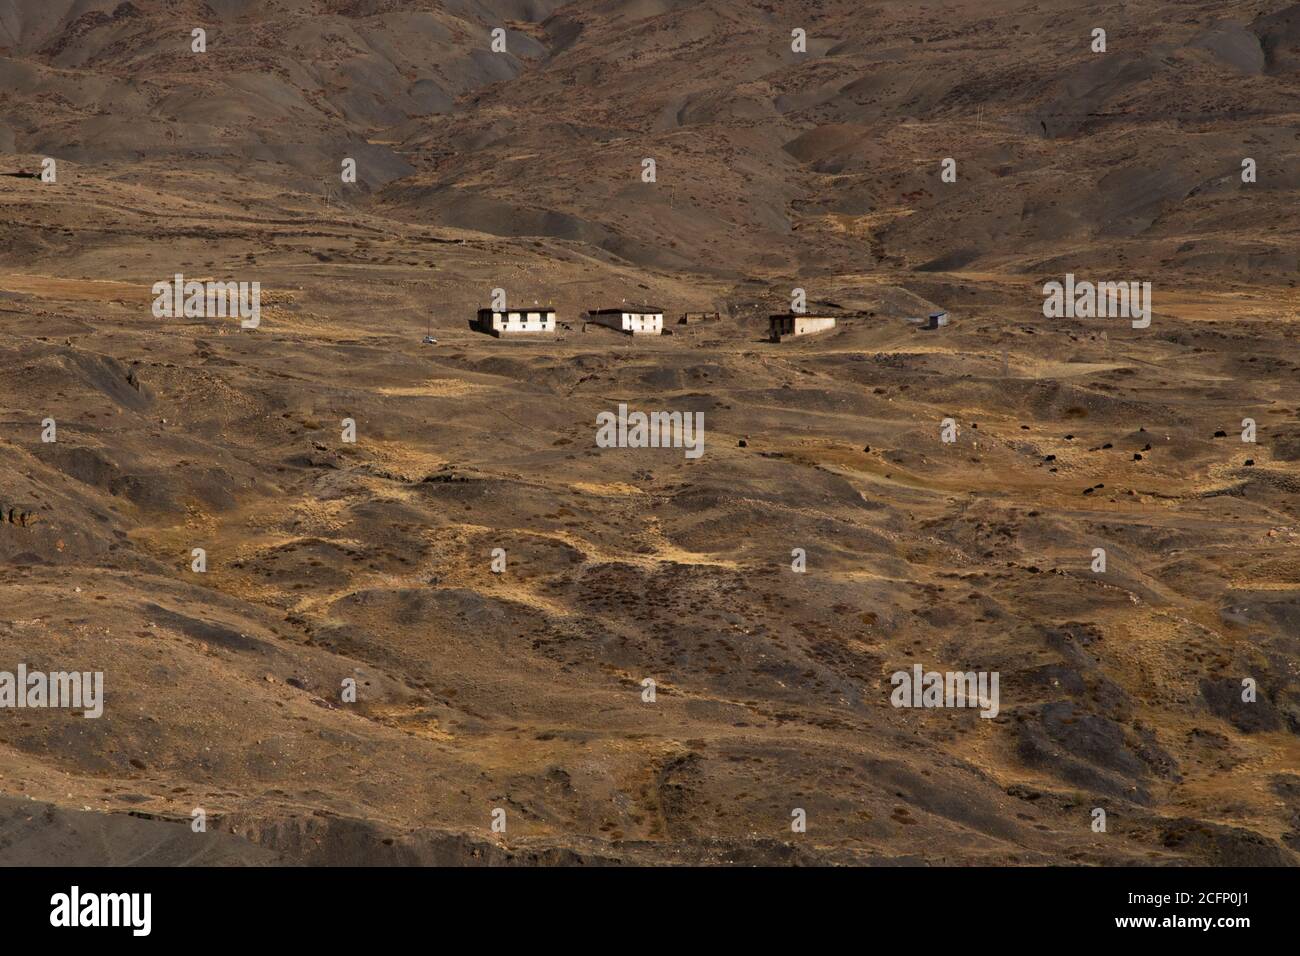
left=588, top=306, right=664, bottom=336
left=475, top=306, right=556, bottom=336
left=768, top=313, right=836, bottom=342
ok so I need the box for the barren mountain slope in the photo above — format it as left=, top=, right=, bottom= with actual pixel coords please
left=0, top=0, right=1297, bottom=866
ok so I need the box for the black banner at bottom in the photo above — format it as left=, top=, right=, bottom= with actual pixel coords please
left=0, top=865, right=1276, bottom=942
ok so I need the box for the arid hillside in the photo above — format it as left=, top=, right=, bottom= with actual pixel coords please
left=0, top=0, right=1298, bottom=866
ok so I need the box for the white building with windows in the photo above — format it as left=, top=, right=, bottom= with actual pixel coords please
left=588, top=306, right=664, bottom=336
left=475, top=306, right=556, bottom=336
left=768, top=313, right=836, bottom=342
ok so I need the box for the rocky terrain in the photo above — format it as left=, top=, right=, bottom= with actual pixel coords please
left=0, top=0, right=1297, bottom=865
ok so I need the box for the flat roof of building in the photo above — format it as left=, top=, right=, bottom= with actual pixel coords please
left=589, top=306, right=664, bottom=315
left=478, top=305, right=556, bottom=313
left=769, top=313, right=837, bottom=320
